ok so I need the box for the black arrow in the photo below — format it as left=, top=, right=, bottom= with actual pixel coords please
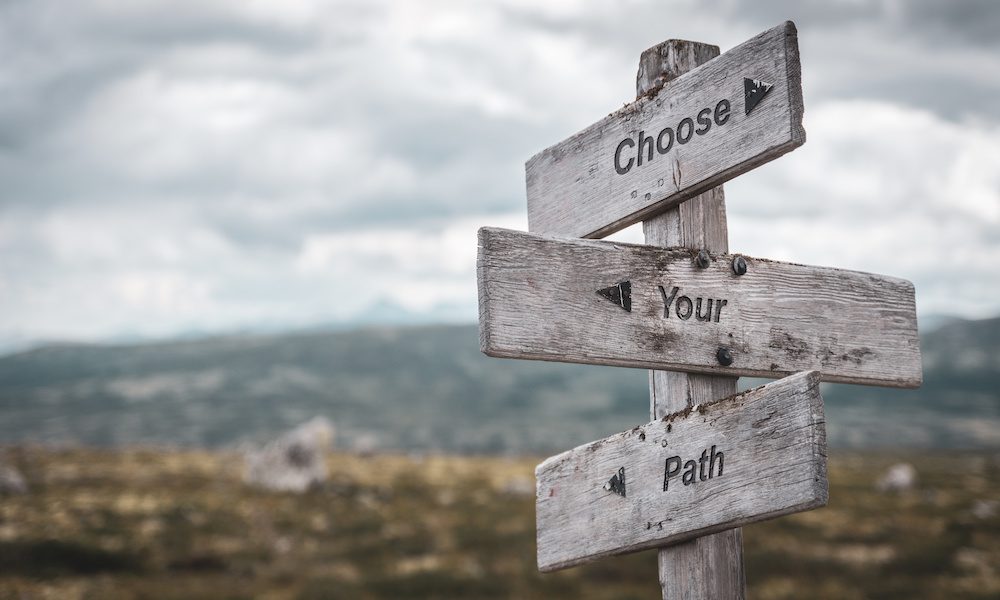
left=596, top=281, right=631, bottom=312
left=744, top=77, right=773, bottom=115
left=604, top=467, right=626, bottom=497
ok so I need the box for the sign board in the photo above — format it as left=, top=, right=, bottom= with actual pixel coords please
left=478, top=227, right=921, bottom=388
left=535, top=370, right=828, bottom=572
left=526, top=21, right=805, bottom=239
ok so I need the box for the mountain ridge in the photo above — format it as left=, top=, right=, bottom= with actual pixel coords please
left=1, top=317, right=997, bottom=452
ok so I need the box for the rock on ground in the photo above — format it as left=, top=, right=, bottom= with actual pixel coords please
left=0, top=463, right=27, bottom=495
left=243, top=417, right=334, bottom=493
left=876, top=463, right=917, bottom=492
left=972, top=499, right=998, bottom=519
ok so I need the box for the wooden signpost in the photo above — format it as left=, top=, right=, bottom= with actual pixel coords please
left=476, top=19, right=922, bottom=599
left=478, top=227, right=921, bottom=388
left=535, top=370, right=827, bottom=572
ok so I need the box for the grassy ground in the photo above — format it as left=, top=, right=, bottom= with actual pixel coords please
left=0, top=447, right=997, bottom=599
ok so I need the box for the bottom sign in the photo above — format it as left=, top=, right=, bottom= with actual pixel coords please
left=535, top=370, right=828, bottom=572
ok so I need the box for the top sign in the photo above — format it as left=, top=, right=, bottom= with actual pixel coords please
left=526, top=21, right=804, bottom=239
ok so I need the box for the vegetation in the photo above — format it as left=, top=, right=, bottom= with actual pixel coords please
left=1, top=447, right=997, bottom=599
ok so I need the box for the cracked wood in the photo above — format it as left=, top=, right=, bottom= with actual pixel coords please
left=535, top=370, right=828, bottom=572
left=525, top=21, right=804, bottom=239
left=477, top=227, right=921, bottom=388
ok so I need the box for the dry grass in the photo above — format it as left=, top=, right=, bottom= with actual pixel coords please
left=0, top=447, right=997, bottom=599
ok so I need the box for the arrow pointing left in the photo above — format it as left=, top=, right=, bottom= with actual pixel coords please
left=596, top=281, right=631, bottom=312
left=603, top=467, right=626, bottom=497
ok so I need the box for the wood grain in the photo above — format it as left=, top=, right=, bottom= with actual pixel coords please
left=526, top=21, right=804, bottom=239
left=535, top=370, right=828, bottom=572
left=477, top=227, right=922, bottom=388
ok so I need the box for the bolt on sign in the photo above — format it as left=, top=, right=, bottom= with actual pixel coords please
left=535, top=371, right=827, bottom=572
left=477, top=227, right=921, bottom=388
left=526, top=21, right=804, bottom=239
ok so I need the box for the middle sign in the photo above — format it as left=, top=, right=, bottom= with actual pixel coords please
left=526, top=21, right=805, bottom=239
left=478, top=227, right=922, bottom=388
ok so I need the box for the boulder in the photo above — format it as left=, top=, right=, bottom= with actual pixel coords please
left=972, top=499, right=998, bottom=519
left=0, top=462, right=27, bottom=495
left=244, top=417, right=334, bottom=492
left=875, top=463, right=917, bottom=493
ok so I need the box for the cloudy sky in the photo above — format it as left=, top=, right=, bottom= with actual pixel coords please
left=1, top=0, right=998, bottom=349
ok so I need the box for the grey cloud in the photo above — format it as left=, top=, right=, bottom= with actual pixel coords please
left=0, top=0, right=998, bottom=345
left=2, top=2, right=541, bottom=227
left=888, top=0, right=1000, bottom=46
left=720, top=0, right=1000, bottom=47
left=722, top=0, right=1000, bottom=119
left=717, top=0, right=879, bottom=28
left=498, top=1, right=1000, bottom=121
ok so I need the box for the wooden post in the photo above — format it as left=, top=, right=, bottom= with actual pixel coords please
left=638, top=39, right=748, bottom=599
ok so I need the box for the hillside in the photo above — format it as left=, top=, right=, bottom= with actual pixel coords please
left=0, top=318, right=998, bottom=452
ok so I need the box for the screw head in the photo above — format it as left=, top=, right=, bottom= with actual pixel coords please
left=716, top=347, right=733, bottom=366
left=732, top=255, right=747, bottom=276
left=695, top=249, right=711, bottom=269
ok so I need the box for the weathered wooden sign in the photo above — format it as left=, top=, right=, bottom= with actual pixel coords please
left=535, top=370, right=827, bottom=572
left=478, top=227, right=921, bottom=388
left=526, top=21, right=805, bottom=239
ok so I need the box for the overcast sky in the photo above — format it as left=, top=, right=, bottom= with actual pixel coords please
left=1, top=0, right=999, bottom=349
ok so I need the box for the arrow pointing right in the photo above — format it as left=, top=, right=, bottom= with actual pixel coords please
left=744, top=77, right=774, bottom=114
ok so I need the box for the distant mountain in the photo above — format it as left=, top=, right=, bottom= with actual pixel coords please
left=818, top=316, right=1000, bottom=449
left=917, top=313, right=968, bottom=334
left=0, top=318, right=997, bottom=452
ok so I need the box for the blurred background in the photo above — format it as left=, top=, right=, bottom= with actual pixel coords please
left=1, top=1, right=998, bottom=598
